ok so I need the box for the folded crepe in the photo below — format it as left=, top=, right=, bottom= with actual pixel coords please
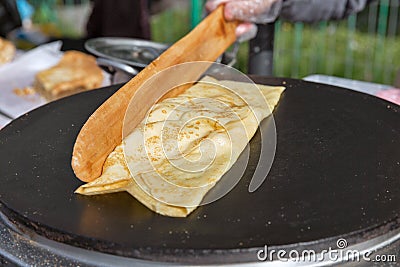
left=34, top=51, right=103, bottom=101
left=75, top=76, right=285, bottom=217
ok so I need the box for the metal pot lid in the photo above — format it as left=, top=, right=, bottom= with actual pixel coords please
left=85, top=37, right=168, bottom=68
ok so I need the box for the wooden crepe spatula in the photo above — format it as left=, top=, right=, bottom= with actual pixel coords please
left=72, top=6, right=239, bottom=182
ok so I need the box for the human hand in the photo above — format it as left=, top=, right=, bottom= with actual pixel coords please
left=206, top=0, right=282, bottom=41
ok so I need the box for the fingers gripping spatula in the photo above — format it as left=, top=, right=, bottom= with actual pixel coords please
left=72, top=6, right=239, bottom=182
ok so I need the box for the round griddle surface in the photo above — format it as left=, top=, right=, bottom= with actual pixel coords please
left=0, top=77, right=400, bottom=263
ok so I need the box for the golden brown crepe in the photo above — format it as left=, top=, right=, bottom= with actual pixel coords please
left=34, top=51, right=103, bottom=101
left=0, top=37, right=15, bottom=65
left=76, top=76, right=285, bottom=217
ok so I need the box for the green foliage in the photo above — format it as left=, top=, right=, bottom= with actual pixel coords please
left=272, top=22, right=400, bottom=84
left=151, top=9, right=400, bottom=85
left=29, top=0, right=58, bottom=24
left=151, top=8, right=190, bottom=44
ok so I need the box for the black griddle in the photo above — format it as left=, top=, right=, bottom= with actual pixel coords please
left=0, top=77, right=400, bottom=264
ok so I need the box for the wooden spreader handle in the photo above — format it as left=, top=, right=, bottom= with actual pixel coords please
left=72, top=6, right=239, bottom=182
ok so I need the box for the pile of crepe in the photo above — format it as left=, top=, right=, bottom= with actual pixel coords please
left=75, top=76, right=285, bottom=217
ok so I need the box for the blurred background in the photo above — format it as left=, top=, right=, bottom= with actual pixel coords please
left=1, top=0, right=399, bottom=86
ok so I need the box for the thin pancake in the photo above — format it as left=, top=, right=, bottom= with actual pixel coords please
left=76, top=77, right=285, bottom=217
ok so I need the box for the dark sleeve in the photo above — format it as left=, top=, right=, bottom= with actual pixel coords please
left=86, top=0, right=103, bottom=38
left=0, top=0, right=21, bottom=37
left=279, top=0, right=376, bottom=23
left=86, top=0, right=150, bottom=39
